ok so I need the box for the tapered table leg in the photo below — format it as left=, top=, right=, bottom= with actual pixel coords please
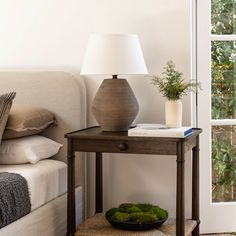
left=67, top=138, right=76, bottom=236
left=95, top=152, right=103, bottom=213
left=176, top=141, right=185, bottom=236
left=192, top=136, right=200, bottom=236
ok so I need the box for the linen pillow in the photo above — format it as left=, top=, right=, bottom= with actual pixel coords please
left=3, top=105, right=56, bottom=139
left=0, top=135, right=62, bottom=164
left=0, top=92, right=16, bottom=142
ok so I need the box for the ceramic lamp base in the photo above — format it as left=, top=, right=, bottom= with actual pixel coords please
left=92, top=79, right=139, bottom=131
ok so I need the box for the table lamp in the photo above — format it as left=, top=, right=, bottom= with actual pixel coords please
left=81, top=34, right=148, bottom=131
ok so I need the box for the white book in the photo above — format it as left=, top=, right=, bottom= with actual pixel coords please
left=128, top=124, right=193, bottom=138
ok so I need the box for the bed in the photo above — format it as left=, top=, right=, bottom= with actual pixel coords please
left=0, top=71, right=86, bottom=236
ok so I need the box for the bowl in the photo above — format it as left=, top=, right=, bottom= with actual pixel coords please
left=106, top=215, right=167, bottom=231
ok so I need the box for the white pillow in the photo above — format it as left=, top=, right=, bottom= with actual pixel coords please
left=0, top=135, right=62, bottom=164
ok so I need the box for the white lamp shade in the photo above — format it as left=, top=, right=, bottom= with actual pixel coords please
left=80, top=34, right=148, bottom=75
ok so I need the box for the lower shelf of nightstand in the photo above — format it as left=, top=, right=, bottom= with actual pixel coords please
left=76, top=214, right=197, bottom=236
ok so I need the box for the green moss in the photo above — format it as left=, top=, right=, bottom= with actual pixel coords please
left=106, top=203, right=168, bottom=223
left=113, top=212, right=130, bottom=222
left=151, top=206, right=168, bottom=219
left=119, top=203, right=134, bottom=212
left=136, top=203, right=153, bottom=212
left=129, top=212, right=158, bottom=223
left=106, top=208, right=120, bottom=219
left=126, top=206, right=142, bottom=213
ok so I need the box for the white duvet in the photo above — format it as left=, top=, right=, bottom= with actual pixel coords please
left=0, top=159, right=67, bottom=210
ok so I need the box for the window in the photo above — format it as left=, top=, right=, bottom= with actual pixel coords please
left=197, top=0, right=236, bottom=232
left=211, top=0, right=236, bottom=202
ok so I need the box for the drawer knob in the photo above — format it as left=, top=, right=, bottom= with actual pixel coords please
left=119, top=143, right=128, bottom=151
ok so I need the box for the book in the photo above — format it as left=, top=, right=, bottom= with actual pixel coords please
left=128, top=124, right=193, bottom=138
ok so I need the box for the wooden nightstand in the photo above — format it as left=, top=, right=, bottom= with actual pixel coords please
left=65, top=126, right=202, bottom=236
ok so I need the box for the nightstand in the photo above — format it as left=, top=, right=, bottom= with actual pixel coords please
left=65, top=126, right=202, bottom=236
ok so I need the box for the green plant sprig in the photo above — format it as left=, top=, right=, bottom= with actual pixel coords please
left=152, top=60, right=201, bottom=100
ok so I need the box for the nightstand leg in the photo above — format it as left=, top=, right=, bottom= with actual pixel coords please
left=67, top=138, right=75, bottom=236
left=192, top=136, right=200, bottom=236
left=176, top=141, right=185, bottom=236
left=95, top=152, right=103, bottom=213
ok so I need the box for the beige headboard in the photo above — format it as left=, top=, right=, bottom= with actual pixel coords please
left=0, top=71, right=86, bottom=185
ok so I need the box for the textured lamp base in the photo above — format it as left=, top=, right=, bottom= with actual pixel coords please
left=92, top=79, right=139, bottom=131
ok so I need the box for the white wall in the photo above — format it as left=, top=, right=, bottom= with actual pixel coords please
left=0, top=0, right=192, bottom=218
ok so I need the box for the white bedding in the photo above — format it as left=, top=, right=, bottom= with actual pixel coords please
left=0, top=159, right=67, bottom=210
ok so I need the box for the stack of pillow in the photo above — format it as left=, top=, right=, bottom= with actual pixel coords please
left=0, top=92, right=62, bottom=165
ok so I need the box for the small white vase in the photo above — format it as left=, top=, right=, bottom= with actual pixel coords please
left=165, top=100, right=182, bottom=128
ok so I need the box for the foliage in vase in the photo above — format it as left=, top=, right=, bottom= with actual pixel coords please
left=152, top=60, right=200, bottom=101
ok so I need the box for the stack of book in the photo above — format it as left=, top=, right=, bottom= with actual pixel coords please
left=128, top=124, right=193, bottom=138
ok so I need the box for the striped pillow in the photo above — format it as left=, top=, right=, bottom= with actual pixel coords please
left=0, top=92, right=16, bottom=143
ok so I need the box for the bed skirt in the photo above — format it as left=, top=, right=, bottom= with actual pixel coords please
left=0, top=186, right=83, bottom=236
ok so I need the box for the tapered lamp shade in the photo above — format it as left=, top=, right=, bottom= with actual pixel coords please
left=81, top=34, right=148, bottom=75
left=81, top=34, right=148, bottom=131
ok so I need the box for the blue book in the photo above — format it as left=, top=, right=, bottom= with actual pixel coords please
left=128, top=124, right=193, bottom=138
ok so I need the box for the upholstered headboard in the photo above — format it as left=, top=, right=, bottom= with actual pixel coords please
left=0, top=71, right=86, bottom=185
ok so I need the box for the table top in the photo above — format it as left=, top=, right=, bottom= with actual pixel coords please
left=65, top=126, right=202, bottom=142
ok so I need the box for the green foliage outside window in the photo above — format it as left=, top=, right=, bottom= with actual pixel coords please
left=211, top=0, right=236, bottom=202
left=211, top=41, right=236, bottom=120
left=211, top=0, right=236, bottom=34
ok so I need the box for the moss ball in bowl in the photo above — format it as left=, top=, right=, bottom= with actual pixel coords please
left=105, top=203, right=168, bottom=231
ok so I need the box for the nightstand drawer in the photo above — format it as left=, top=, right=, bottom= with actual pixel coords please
left=72, top=139, right=177, bottom=155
